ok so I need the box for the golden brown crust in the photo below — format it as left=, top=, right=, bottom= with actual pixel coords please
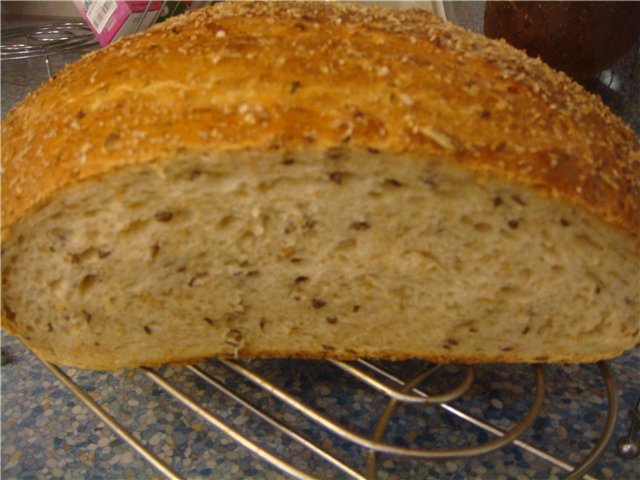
left=2, top=1, right=639, bottom=240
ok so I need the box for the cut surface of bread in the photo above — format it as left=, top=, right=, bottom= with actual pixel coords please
left=2, top=150, right=638, bottom=369
left=1, top=1, right=638, bottom=369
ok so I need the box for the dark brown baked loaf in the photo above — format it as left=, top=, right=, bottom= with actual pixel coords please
left=1, top=2, right=638, bottom=370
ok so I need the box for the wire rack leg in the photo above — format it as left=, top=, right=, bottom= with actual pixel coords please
left=563, top=362, right=618, bottom=480
left=43, top=55, right=52, bottom=78
left=617, top=395, right=640, bottom=459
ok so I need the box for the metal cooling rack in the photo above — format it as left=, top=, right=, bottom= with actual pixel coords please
left=1, top=22, right=99, bottom=77
left=2, top=5, right=638, bottom=479
left=26, top=349, right=618, bottom=480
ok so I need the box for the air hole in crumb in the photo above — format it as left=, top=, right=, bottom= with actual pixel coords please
left=218, top=215, right=235, bottom=229
left=150, top=244, right=160, bottom=260
left=282, top=157, right=295, bottom=165
left=560, top=218, right=570, bottom=227
left=367, top=147, right=380, bottom=154
left=78, top=274, right=97, bottom=293
left=574, top=233, right=603, bottom=251
left=473, top=222, right=492, bottom=232
left=47, top=322, right=54, bottom=332
left=226, top=329, right=243, bottom=346
left=335, top=238, right=357, bottom=250
left=177, top=266, right=187, bottom=273
left=189, top=169, right=202, bottom=180
left=260, top=318, right=267, bottom=330
left=204, top=317, right=216, bottom=325
left=595, top=285, right=601, bottom=295
left=326, top=316, right=338, bottom=324
left=294, top=276, right=309, bottom=284
left=507, top=220, right=519, bottom=229
left=322, top=344, right=335, bottom=351
left=290, top=81, right=301, bottom=93
left=353, top=305, right=361, bottom=313
left=446, top=338, right=459, bottom=346
left=290, top=257, right=303, bottom=263
left=502, top=346, right=514, bottom=352
left=536, top=319, right=553, bottom=335
left=144, top=325, right=152, bottom=334
left=104, top=131, right=121, bottom=148
left=119, top=219, right=148, bottom=236
left=493, top=196, right=503, bottom=207
left=522, top=326, right=530, bottom=335
left=188, top=273, right=208, bottom=287
left=500, top=285, right=519, bottom=294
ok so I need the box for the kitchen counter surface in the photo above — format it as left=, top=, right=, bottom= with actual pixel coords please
left=2, top=13, right=639, bottom=480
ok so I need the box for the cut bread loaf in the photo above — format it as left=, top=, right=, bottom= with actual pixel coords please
left=1, top=2, right=638, bottom=370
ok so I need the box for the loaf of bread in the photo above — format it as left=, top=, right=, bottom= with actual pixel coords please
left=2, top=2, right=638, bottom=370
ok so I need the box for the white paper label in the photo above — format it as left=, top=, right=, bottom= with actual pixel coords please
left=85, top=0, right=118, bottom=34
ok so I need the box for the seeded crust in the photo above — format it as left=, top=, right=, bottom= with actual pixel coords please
left=2, top=1, right=639, bottom=241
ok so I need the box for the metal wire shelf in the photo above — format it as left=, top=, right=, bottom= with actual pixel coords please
left=1, top=23, right=99, bottom=77
left=30, top=348, right=618, bottom=480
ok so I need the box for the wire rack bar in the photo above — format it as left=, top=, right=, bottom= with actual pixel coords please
left=29, top=349, right=181, bottom=480
left=186, top=365, right=367, bottom=480
left=1, top=23, right=98, bottom=60
left=357, top=359, right=602, bottom=480
left=30, top=352, right=619, bottom=480
left=328, top=360, right=475, bottom=404
left=141, top=367, right=318, bottom=480
left=220, top=359, right=547, bottom=459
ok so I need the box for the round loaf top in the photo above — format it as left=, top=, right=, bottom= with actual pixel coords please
left=2, top=1, right=639, bottom=238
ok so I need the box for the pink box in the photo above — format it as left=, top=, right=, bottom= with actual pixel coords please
left=75, top=1, right=163, bottom=46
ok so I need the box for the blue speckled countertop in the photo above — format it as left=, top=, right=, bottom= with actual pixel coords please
left=2, top=12, right=639, bottom=480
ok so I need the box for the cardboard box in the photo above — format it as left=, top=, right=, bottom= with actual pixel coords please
left=75, top=1, right=196, bottom=46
